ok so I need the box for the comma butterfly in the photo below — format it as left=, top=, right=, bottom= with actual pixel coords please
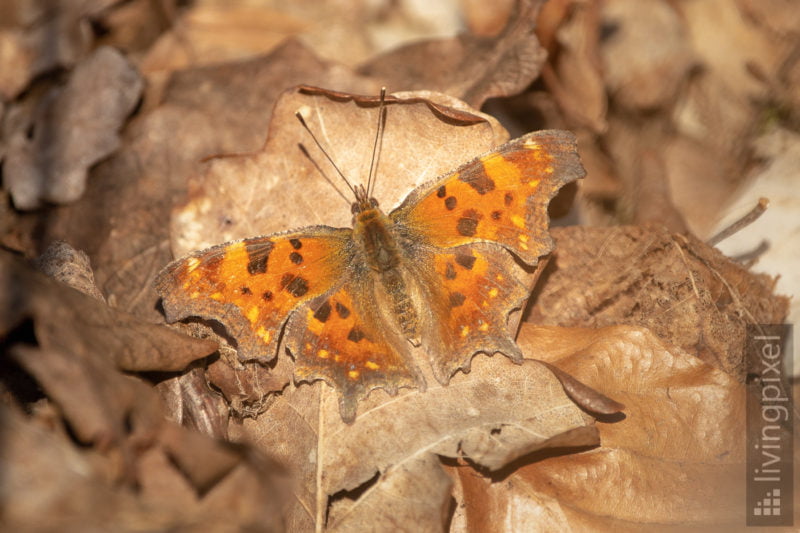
left=155, top=88, right=585, bottom=422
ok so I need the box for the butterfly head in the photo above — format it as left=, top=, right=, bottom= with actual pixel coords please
left=351, top=183, right=380, bottom=216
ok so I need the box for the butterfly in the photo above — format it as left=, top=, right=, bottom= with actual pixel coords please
left=155, top=88, right=585, bottom=422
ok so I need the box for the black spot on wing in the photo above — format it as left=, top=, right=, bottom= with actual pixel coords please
left=445, top=196, right=457, bottom=210
left=290, top=238, right=302, bottom=249
left=449, top=292, right=466, bottom=307
left=437, top=186, right=446, bottom=198
left=289, top=252, right=303, bottom=264
left=314, top=300, right=332, bottom=322
left=335, top=302, right=351, bottom=319
left=347, top=327, right=365, bottom=342
left=286, top=277, right=309, bottom=297
left=246, top=241, right=273, bottom=275
left=457, top=209, right=481, bottom=237
left=460, top=171, right=495, bottom=194
left=455, top=253, right=476, bottom=270
left=281, top=273, right=309, bottom=297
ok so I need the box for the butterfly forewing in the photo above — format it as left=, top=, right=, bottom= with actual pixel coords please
left=155, top=228, right=350, bottom=361
left=391, top=130, right=583, bottom=265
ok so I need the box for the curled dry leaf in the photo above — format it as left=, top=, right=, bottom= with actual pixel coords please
left=526, top=225, right=789, bottom=379
left=34, top=240, right=106, bottom=302
left=451, top=324, right=746, bottom=530
left=538, top=0, right=608, bottom=133
left=5, top=46, right=143, bottom=210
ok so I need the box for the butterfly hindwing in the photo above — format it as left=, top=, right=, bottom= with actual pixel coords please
left=285, top=283, right=420, bottom=422
left=391, top=130, right=583, bottom=265
left=155, top=228, right=350, bottom=362
left=419, top=244, right=528, bottom=383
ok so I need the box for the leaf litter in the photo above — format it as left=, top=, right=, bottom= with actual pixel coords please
left=0, top=0, right=794, bottom=530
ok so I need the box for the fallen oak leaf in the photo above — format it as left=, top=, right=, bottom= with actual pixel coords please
left=234, top=355, right=598, bottom=531
left=452, top=324, right=746, bottom=530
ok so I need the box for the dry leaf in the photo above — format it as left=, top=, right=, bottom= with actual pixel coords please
left=539, top=0, right=608, bottom=132
left=0, top=249, right=217, bottom=374
left=140, top=2, right=306, bottom=75
left=4, top=46, right=143, bottom=209
left=452, top=324, right=747, bottom=530
left=41, top=39, right=376, bottom=319
left=600, top=0, right=695, bottom=111
left=234, top=355, right=597, bottom=531
left=358, top=0, right=548, bottom=108
left=0, top=0, right=103, bottom=100
left=526, top=225, right=789, bottom=379
left=34, top=240, right=106, bottom=302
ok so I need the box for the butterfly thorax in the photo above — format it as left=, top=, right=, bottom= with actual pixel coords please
left=352, top=203, right=421, bottom=346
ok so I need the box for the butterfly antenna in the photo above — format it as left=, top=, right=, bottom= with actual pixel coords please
left=295, top=111, right=358, bottom=198
left=297, top=144, right=351, bottom=206
left=366, top=87, right=387, bottom=198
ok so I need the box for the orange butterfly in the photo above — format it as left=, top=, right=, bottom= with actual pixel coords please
left=155, top=89, right=584, bottom=422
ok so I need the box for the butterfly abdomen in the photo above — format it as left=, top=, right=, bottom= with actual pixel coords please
left=354, top=207, right=420, bottom=345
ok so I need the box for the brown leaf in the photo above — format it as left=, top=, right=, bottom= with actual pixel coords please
left=453, top=324, right=746, bottom=530
left=539, top=1, right=608, bottom=133
left=526, top=225, right=789, bottom=379
left=358, top=0, right=548, bottom=108
left=34, top=240, right=106, bottom=302
left=5, top=46, right=143, bottom=209
left=42, top=39, right=377, bottom=319
left=600, top=0, right=695, bottom=111
left=0, top=0, right=98, bottom=100
left=139, top=3, right=306, bottom=75
left=234, top=355, right=596, bottom=531
left=0, top=250, right=217, bottom=375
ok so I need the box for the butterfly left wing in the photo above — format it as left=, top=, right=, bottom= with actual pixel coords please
left=390, top=130, right=584, bottom=382
left=391, top=130, right=584, bottom=265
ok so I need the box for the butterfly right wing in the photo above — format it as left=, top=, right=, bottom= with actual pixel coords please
left=155, top=227, right=351, bottom=362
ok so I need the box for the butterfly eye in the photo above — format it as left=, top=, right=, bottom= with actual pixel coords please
left=351, top=202, right=360, bottom=214
left=370, top=198, right=379, bottom=208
